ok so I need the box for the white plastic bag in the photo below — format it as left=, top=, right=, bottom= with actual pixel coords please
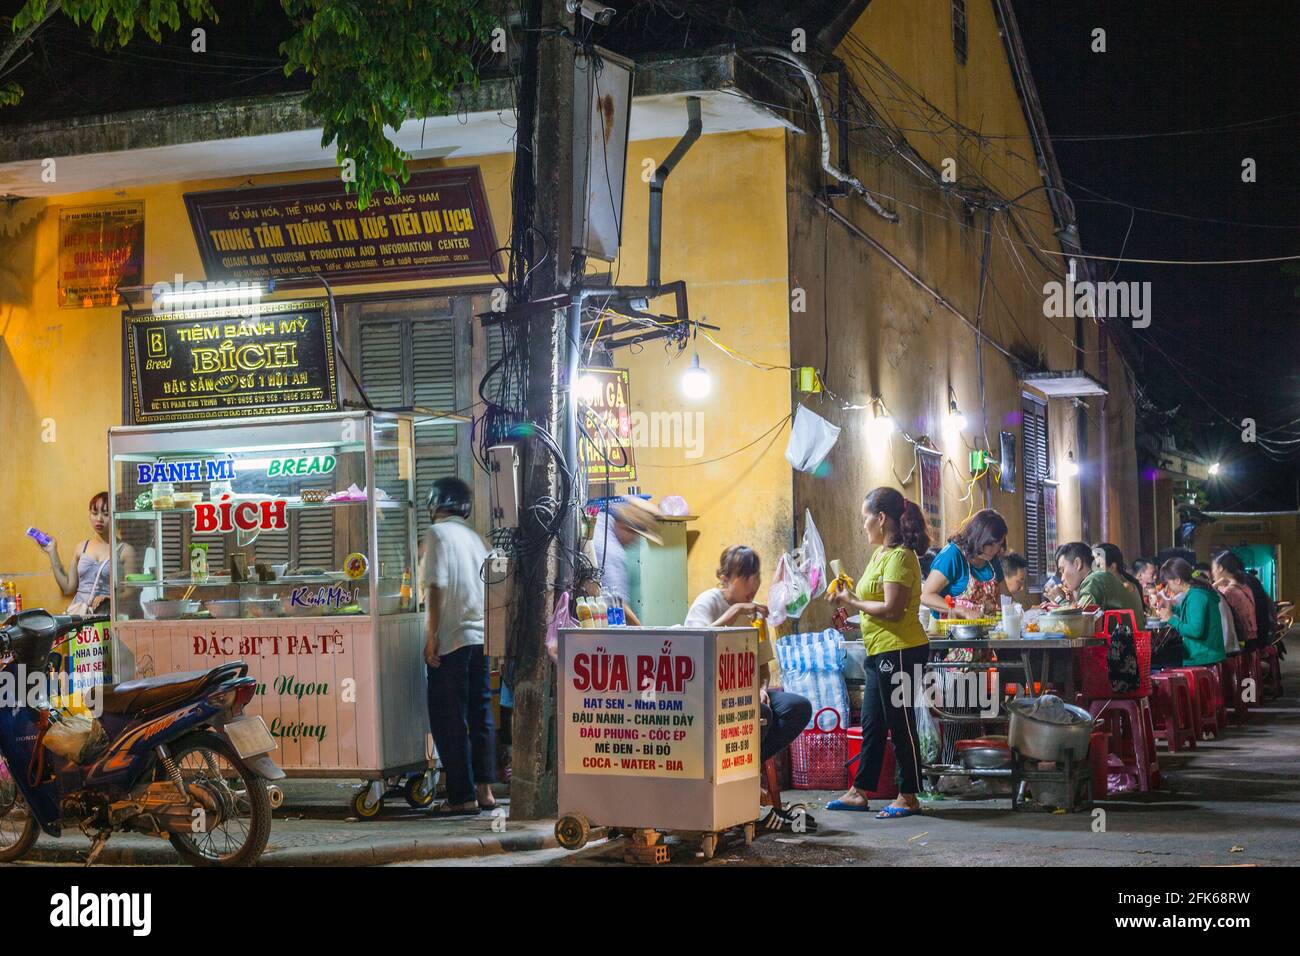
left=785, top=404, right=840, bottom=473
left=914, top=677, right=940, bottom=767
left=798, top=508, right=828, bottom=598
left=768, top=552, right=811, bottom=629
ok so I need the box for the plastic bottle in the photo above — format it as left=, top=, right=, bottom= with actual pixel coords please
left=593, top=595, right=608, bottom=628
left=576, top=597, right=594, bottom=628
left=399, top=568, right=412, bottom=610
left=604, top=591, right=623, bottom=627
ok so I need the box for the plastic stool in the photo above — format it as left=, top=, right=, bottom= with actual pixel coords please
left=1261, top=644, right=1284, bottom=699
left=1150, top=672, right=1197, bottom=752
left=1173, top=666, right=1222, bottom=740
left=1167, top=668, right=1205, bottom=741
left=1221, top=655, right=1249, bottom=726
left=1241, top=650, right=1263, bottom=705
left=1087, top=698, right=1160, bottom=793
left=1089, top=729, right=1110, bottom=800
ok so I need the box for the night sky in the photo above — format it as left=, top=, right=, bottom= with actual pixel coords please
left=1012, top=0, right=1300, bottom=511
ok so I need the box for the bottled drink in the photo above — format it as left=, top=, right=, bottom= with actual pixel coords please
left=399, top=568, right=412, bottom=610
left=604, top=592, right=624, bottom=627
left=576, top=597, right=594, bottom=628
left=593, top=595, right=608, bottom=628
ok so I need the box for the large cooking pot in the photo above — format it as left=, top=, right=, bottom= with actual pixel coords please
left=1007, top=697, right=1095, bottom=763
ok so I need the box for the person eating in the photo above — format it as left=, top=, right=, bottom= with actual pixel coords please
left=1001, top=551, right=1028, bottom=605
left=1052, top=541, right=1146, bottom=620
left=685, top=546, right=814, bottom=832
left=1152, top=558, right=1226, bottom=670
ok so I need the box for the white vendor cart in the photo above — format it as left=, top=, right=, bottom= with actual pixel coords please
left=555, top=626, right=761, bottom=862
left=107, top=410, right=440, bottom=817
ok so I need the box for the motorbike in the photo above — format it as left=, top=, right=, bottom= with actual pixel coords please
left=0, top=609, right=283, bottom=866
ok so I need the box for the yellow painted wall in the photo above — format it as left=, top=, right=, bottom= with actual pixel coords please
left=0, top=128, right=790, bottom=616
left=784, top=0, right=1140, bottom=629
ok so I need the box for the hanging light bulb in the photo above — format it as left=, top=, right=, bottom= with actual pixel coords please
left=947, top=399, right=967, bottom=433
left=867, top=398, right=894, bottom=439
left=681, top=352, right=712, bottom=400
left=1062, top=450, right=1080, bottom=477
left=1208, top=461, right=1222, bottom=477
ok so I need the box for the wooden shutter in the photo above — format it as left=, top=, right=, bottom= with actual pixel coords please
left=412, top=317, right=457, bottom=445
left=359, top=322, right=405, bottom=409
left=1021, top=395, right=1049, bottom=590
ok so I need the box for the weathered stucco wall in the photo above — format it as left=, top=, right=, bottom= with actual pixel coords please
left=0, top=128, right=790, bottom=615
left=784, top=0, right=1141, bottom=627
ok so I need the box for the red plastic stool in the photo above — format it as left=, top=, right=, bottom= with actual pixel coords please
left=1150, top=672, right=1197, bottom=752
left=845, top=727, right=899, bottom=799
left=1167, top=668, right=1205, bottom=741
left=1087, top=698, right=1160, bottom=793
left=1211, top=662, right=1229, bottom=731
left=1173, top=666, right=1222, bottom=740
left=1221, top=655, right=1250, bottom=725
left=1261, top=644, right=1284, bottom=698
left=1089, top=729, right=1110, bottom=800
left=1240, top=650, right=1263, bottom=706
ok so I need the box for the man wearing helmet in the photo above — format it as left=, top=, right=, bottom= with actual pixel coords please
left=420, top=476, right=496, bottom=816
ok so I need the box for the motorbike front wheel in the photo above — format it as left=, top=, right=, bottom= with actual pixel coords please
left=163, top=731, right=271, bottom=867
left=0, top=758, right=39, bottom=863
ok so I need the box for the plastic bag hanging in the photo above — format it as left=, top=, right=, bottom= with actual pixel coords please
left=798, top=508, right=828, bottom=598
left=784, top=404, right=840, bottom=473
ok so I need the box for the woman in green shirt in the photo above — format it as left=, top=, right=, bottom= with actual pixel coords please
left=826, top=487, right=931, bottom=819
left=1155, top=558, right=1226, bottom=668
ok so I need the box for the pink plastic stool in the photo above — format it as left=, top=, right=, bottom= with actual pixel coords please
left=1261, top=644, right=1284, bottom=699
left=1172, top=666, right=1222, bottom=740
left=1221, top=655, right=1249, bottom=726
left=1087, top=698, right=1160, bottom=793
left=1150, top=672, right=1197, bottom=752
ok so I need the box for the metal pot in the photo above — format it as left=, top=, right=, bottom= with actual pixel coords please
left=142, top=599, right=201, bottom=620
left=1038, top=608, right=1094, bottom=639
left=1007, top=697, right=1095, bottom=763
left=949, top=623, right=987, bottom=641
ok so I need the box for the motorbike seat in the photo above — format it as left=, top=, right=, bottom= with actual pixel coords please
left=101, top=665, right=241, bottom=717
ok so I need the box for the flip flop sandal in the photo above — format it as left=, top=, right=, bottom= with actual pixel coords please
left=875, top=805, right=920, bottom=819
left=826, top=798, right=872, bottom=812
left=427, top=804, right=482, bottom=818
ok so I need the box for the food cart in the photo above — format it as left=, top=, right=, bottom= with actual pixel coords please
left=107, top=410, right=435, bottom=816
left=555, top=626, right=761, bottom=862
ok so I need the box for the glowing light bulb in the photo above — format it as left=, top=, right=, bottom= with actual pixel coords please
left=681, top=353, right=711, bottom=400
left=1062, top=452, right=1080, bottom=477
left=947, top=401, right=967, bottom=432
left=1209, top=461, right=1222, bottom=476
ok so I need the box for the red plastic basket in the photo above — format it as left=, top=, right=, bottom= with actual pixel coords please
left=790, top=707, right=847, bottom=790
left=1081, top=609, right=1152, bottom=700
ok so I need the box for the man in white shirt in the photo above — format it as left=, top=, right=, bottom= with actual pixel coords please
left=420, top=477, right=495, bottom=816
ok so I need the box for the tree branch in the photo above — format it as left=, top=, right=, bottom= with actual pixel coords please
left=0, top=0, right=63, bottom=79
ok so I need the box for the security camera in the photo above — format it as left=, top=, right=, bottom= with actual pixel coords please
left=567, top=0, right=616, bottom=25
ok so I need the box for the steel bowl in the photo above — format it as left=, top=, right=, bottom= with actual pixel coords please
left=142, top=599, right=201, bottom=621
left=959, top=746, right=1014, bottom=770
left=949, top=623, right=988, bottom=641
left=1007, top=697, right=1095, bottom=763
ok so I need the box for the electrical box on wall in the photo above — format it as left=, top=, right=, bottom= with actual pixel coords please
left=488, top=444, right=520, bottom=528
left=969, top=449, right=991, bottom=474
left=484, top=552, right=513, bottom=658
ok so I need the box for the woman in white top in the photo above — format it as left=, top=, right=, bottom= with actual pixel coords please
left=684, top=546, right=767, bottom=628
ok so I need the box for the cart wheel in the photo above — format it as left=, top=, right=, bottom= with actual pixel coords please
left=555, top=814, right=590, bottom=851
left=700, top=832, right=718, bottom=860
left=403, top=772, right=437, bottom=809
left=352, top=787, right=384, bottom=819
left=743, top=822, right=755, bottom=846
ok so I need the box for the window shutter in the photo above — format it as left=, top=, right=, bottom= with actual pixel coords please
left=359, top=322, right=405, bottom=409
left=412, top=317, right=457, bottom=446
left=296, top=509, right=334, bottom=569
left=1021, top=396, right=1049, bottom=590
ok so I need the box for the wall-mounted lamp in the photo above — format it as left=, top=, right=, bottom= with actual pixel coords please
left=1062, top=449, right=1080, bottom=477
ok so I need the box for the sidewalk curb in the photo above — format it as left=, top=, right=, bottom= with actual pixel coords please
left=25, top=825, right=559, bottom=867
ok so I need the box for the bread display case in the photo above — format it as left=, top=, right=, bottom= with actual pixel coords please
left=107, top=411, right=430, bottom=781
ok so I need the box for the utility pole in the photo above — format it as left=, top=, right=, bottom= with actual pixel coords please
left=508, top=0, right=576, bottom=820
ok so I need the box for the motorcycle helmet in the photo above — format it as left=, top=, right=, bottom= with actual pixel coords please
left=427, top=476, right=472, bottom=520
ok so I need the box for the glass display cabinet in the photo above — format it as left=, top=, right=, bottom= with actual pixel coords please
left=107, top=411, right=431, bottom=782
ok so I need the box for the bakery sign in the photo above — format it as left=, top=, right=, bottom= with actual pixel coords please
left=125, top=298, right=339, bottom=423
left=182, top=168, right=501, bottom=284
